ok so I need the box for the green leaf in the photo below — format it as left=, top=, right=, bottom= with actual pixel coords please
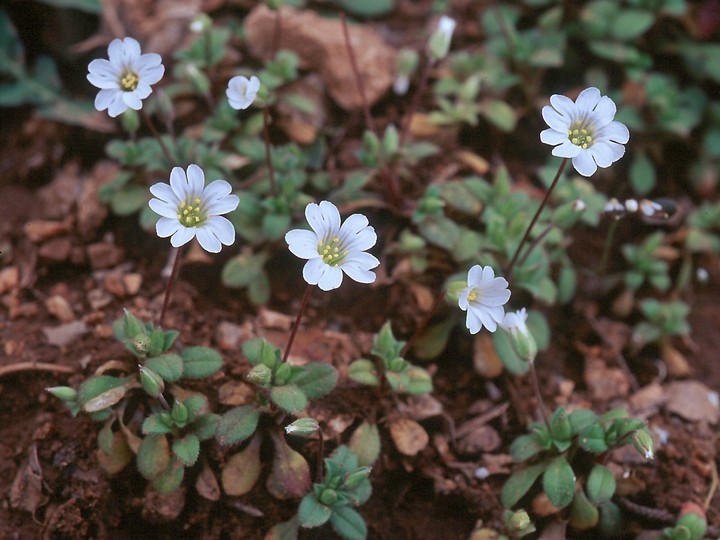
left=271, top=384, right=308, bottom=413
left=298, top=493, right=332, bottom=527
left=611, top=9, right=655, bottom=40
left=542, top=456, right=575, bottom=509
left=142, top=413, right=174, bottom=435
left=418, top=215, right=461, bottom=251
left=629, top=151, right=656, bottom=196
left=412, top=319, right=454, bottom=360
left=242, top=337, right=280, bottom=368
left=587, top=464, right=616, bottom=504
left=330, top=505, right=368, bottom=540
left=348, top=359, right=380, bottom=386
left=501, top=462, right=546, bottom=508
left=247, top=272, right=271, bottom=306
left=110, top=185, right=150, bottom=216
left=509, top=434, right=542, bottom=463
left=493, top=330, right=530, bottom=375
left=180, top=346, right=222, bottom=379
left=152, top=456, right=185, bottom=493
left=145, top=354, right=184, bottom=382
left=0, top=82, right=35, bottom=107
left=292, top=363, right=338, bottom=399
left=216, top=405, right=260, bottom=445
left=192, top=413, right=220, bottom=441
left=137, top=434, right=170, bottom=480
left=222, top=252, right=267, bottom=288
left=77, top=375, right=135, bottom=413
left=265, top=516, right=300, bottom=540
left=480, top=99, right=517, bottom=131
left=568, top=408, right=599, bottom=434
left=348, top=422, right=381, bottom=467
left=404, top=365, right=433, bottom=395
left=598, top=501, right=623, bottom=537
left=173, top=433, right=200, bottom=466
left=332, top=0, right=394, bottom=17
left=568, top=489, right=599, bottom=530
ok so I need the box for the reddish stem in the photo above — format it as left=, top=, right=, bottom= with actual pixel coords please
left=282, top=284, right=314, bottom=363
left=158, top=246, right=183, bottom=328
left=340, top=12, right=375, bottom=133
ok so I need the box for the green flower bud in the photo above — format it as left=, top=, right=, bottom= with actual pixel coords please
left=504, top=509, right=535, bottom=536
left=445, top=280, right=466, bottom=304
left=427, top=16, right=457, bottom=61
left=123, top=309, right=145, bottom=338
left=46, top=386, right=78, bottom=402
left=343, top=466, right=372, bottom=489
left=285, top=417, right=320, bottom=438
left=139, top=366, right=165, bottom=398
left=171, top=400, right=189, bottom=426
left=132, top=335, right=152, bottom=356
left=274, top=363, right=291, bottom=385
left=319, top=488, right=338, bottom=506
left=396, top=48, right=419, bottom=77
left=632, top=428, right=654, bottom=460
left=247, top=364, right=273, bottom=386
left=389, top=357, right=408, bottom=372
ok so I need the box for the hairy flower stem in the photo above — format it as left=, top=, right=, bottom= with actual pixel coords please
left=141, top=108, right=175, bottom=166
left=262, top=107, right=277, bottom=196
left=599, top=217, right=620, bottom=275
left=517, top=223, right=555, bottom=269
left=340, top=12, right=375, bottom=133
left=506, top=158, right=568, bottom=278
left=528, top=360, right=550, bottom=432
left=282, top=285, right=314, bottom=363
left=158, top=246, right=183, bottom=328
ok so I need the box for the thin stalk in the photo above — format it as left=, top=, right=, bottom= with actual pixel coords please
left=400, top=290, right=445, bottom=358
left=528, top=360, right=550, bottom=431
left=506, top=158, right=568, bottom=278
left=399, top=55, right=432, bottom=147
left=598, top=217, right=619, bottom=275
left=517, top=222, right=555, bottom=269
left=282, top=285, right=314, bottom=363
left=262, top=107, right=277, bottom=196
left=158, top=246, right=183, bottom=328
left=141, top=108, right=175, bottom=166
left=316, top=429, right=325, bottom=483
left=340, top=12, right=375, bottom=133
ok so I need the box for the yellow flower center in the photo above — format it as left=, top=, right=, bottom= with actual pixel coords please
left=120, top=69, right=140, bottom=91
left=467, top=289, right=478, bottom=302
left=567, top=121, right=595, bottom=149
left=318, top=236, right=348, bottom=267
left=177, top=198, right=206, bottom=227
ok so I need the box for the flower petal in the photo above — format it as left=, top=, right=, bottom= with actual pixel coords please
left=542, top=106, right=570, bottom=132
left=466, top=309, right=483, bottom=334
left=572, top=150, right=598, bottom=177
left=94, top=89, right=117, bottom=111
left=575, top=87, right=601, bottom=113
left=156, top=217, right=182, bottom=238
left=317, top=201, right=341, bottom=236
left=149, top=199, right=179, bottom=219
left=592, top=96, right=617, bottom=125
left=549, top=94, right=576, bottom=121
left=170, top=226, right=195, bottom=248
left=467, top=265, right=485, bottom=286
left=551, top=140, right=582, bottom=158
left=149, top=182, right=179, bottom=204
left=597, top=121, right=629, bottom=144
left=170, top=167, right=190, bottom=200
left=206, top=194, right=239, bottom=215
left=286, top=229, right=319, bottom=259
left=540, top=128, right=568, bottom=146
left=186, top=164, right=206, bottom=196
left=204, top=216, right=235, bottom=246
left=317, top=265, right=343, bottom=291
left=122, top=91, right=142, bottom=110
left=107, top=94, right=128, bottom=117
left=195, top=226, right=222, bottom=253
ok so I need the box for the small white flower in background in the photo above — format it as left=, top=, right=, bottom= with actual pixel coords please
left=149, top=164, right=239, bottom=253
left=87, top=37, right=164, bottom=118
left=540, top=87, right=630, bottom=177
left=226, top=75, right=260, bottom=110
left=501, top=308, right=537, bottom=362
left=285, top=201, right=379, bottom=291
left=458, top=265, right=511, bottom=334
left=428, top=15, right=457, bottom=60
left=500, top=308, right=529, bottom=336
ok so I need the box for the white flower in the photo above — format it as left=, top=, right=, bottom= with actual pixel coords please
left=285, top=201, right=379, bottom=291
left=148, top=164, right=239, bottom=253
left=540, top=87, right=630, bottom=177
left=428, top=15, right=457, bottom=60
left=500, top=308, right=529, bottom=336
left=226, top=75, right=260, bottom=110
left=87, top=37, right=164, bottom=118
left=458, top=265, right=511, bottom=334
